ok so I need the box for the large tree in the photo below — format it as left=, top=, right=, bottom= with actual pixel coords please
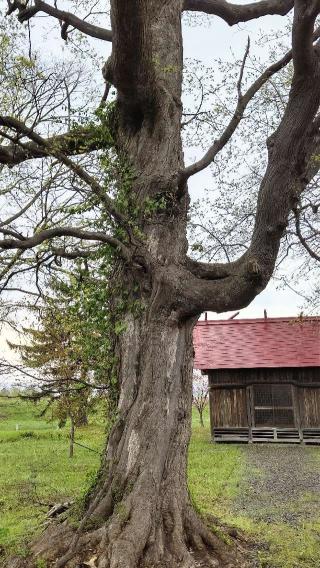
left=1, top=1, right=320, bottom=567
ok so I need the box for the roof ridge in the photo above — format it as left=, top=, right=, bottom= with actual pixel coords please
left=197, top=316, right=320, bottom=325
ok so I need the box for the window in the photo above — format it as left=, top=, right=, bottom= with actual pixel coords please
left=253, top=384, right=295, bottom=427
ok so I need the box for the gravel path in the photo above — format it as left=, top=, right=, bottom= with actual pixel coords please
left=234, top=445, right=320, bottom=526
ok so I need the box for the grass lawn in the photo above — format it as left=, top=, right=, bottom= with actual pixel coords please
left=0, top=398, right=104, bottom=558
left=1, top=399, right=320, bottom=567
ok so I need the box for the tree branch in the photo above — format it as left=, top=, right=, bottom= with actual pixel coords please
left=292, top=0, right=320, bottom=76
left=183, top=42, right=293, bottom=179
left=183, top=0, right=294, bottom=25
left=0, top=360, right=108, bottom=391
left=0, top=226, right=132, bottom=261
left=183, top=22, right=320, bottom=180
left=6, top=0, right=112, bottom=42
left=180, top=4, right=320, bottom=315
left=0, top=182, right=51, bottom=229
left=185, top=257, right=234, bottom=280
left=0, top=116, right=125, bottom=226
left=52, top=247, right=98, bottom=260
left=293, top=207, right=320, bottom=261
left=0, top=125, right=107, bottom=167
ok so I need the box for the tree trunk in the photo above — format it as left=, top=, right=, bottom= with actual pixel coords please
left=75, top=408, right=88, bottom=427
left=69, top=415, right=75, bottom=459
left=7, top=2, right=284, bottom=566
left=84, top=313, right=203, bottom=567
left=29, top=306, right=244, bottom=567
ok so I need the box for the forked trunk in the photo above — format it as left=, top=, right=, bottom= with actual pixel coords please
left=10, top=3, right=248, bottom=567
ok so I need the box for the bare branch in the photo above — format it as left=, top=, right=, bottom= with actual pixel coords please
left=179, top=10, right=320, bottom=315
left=293, top=207, right=320, bottom=261
left=183, top=0, right=294, bottom=25
left=0, top=186, right=45, bottom=229
left=0, top=226, right=26, bottom=240
left=52, top=247, right=98, bottom=260
left=183, top=44, right=293, bottom=179
left=3, top=288, right=40, bottom=297
left=184, top=121, right=320, bottom=313
left=237, top=38, right=250, bottom=99
left=0, top=360, right=107, bottom=391
left=0, top=226, right=132, bottom=260
left=183, top=22, right=320, bottom=180
left=7, top=0, right=112, bottom=42
left=0, top=116, right=126, bottom=226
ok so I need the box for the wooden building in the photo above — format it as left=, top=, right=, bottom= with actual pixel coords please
left=193, top=317, right=320, bottom=443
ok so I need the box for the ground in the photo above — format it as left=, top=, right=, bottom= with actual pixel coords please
left=1, top=399, right=320, bottom=567
left=189, top=416, right=320, bottom=568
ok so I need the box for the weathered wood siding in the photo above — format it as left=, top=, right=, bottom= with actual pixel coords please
left=210, top=388, right=248, bottom=428
left=299, top=388, right=320, bottom=427
left=208, top=367, right=320, bottom=431
left=208, top=367, right=320, bottom=387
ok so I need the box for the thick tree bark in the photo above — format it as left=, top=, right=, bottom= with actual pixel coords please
left=183, top=0, right=294, bottom=23
left=27, top=311, right=246, bottom=568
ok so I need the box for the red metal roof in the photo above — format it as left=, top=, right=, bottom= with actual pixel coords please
left=193, top=317, right=320, bottom=370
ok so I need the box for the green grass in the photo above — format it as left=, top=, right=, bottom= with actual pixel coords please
left=0, top=398, right=104, bottom=557
left=189, top=409, right=244, bottom=518
left=1, top=400, right=320, bottom=567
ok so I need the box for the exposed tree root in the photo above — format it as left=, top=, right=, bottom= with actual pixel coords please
left=9, top=500, right=249, bottom=568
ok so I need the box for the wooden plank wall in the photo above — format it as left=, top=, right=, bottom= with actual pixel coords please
left=208, top=367, right=320, bottom=430
left=299, top=388, right=320, bottom=427
left=208, top=367, right=320, bottom=386
left=210, top=388, right=248, bottom=428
